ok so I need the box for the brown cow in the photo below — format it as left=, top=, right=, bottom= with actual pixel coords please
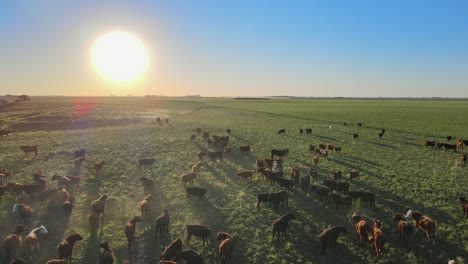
left=349, top=213, right=372, bottom=245
left=20, top=145, right=38, bottom=156
left=237, top=170, right=254, bottom=180
left=348, top=170, right=360, bottom=181
left=57, top=233, right=83, bottom=263
left=217, top=232, right=233, bottom=264
left=392, top=213, right=412, bottom=240
left=239, top=145, right=251, bottom=154
left=4, top=225, right=26, bottom=262
left=405, top=210, right=436, bottom=245
left=320, top=226, right=347, bottom=254
left=124, top=216, right=142, bottom=249
left=459, top=197, right=468, bottom=218
left=373, top=219, right=385, bottom=258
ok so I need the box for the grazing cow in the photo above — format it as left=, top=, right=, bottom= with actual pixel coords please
left=140, top=195, right=152, bottom=222
left=459, top=197, right=468, bottom=218
left=124, top=216, right=142, bottom=248
left=51, top=174, right=81, bottom=191
left=323, top=180, right=349, bottom=194
left=98, top=241, right=114, bottom=264
left=378, top=132, right=384, bottom=138
left=460, top=154, right=467, bottom=166
left=91, top=194, right=109, bottom=225
left=4, top=224, right=26, bottom=262
left=226, top=128, right=231, bottom=134
left=20, top=145, right=38, bottom=156
left=94, top=161, right=105, bottom=175
left=328, top=192, right=352, bottom=210
left=352, top=133, right=358, bottom=139
left=139, top=158, right=156, bottom=174
left=300, top=174, right=311, bottom=191
left=24, top=225, right=48, bottom=260
left=57, top=233, right=83, bottom=263
left=73, top=149, right=85, bottom=159
left=358, top=122, right=362, bottom=126
left=348, top=191, right=376, bottom=210
left=311, top=185, right=332, bottom=200
left=217, top=232, right=233, bottom=264
left=196, top=151, right=206, bottom=161
left=349, top=213, right=372, bottom=245
left=373, top=219, right=385, bottom=258
left=155, top=209, right=170, bottom=237
left=177, top=249, right=204, bottom=264
left=278, top=129, right=286, bottom=135
left=184, top=225, right=211, bottom=245
left=181, top=173, right=197, bottom=187
left=447, top=136, right=453, bottom=141
left=332, top=171, right=342, bottom=182
left=299, top=128, right=303, bottom=135
left=12, top=204, right=34, bottom=224
left=267, top=190, right=289, bottom=209
left=308, top=167, right=318, bottom=181
left=425, top=141, right=436, bottom=147
left=271, top=149, right=289, bottom=159
left=239, top=145, right=251, bottom=154
left=306, top=128, right=312, bottom=134
left=405, top=210, right=436, bottom=245
left=186, top=187, right=207, bottom=199
left=392, top=214, right=412, bottom=240
left=271, top=213, right=295, bottom=241
left=208, top=151, right=223, bottom=161
left=444, top=144, right=457, bottom=152
left=348, top=170, right=360, bottom=181
left=160, top=238, right=183, bottom=261
left=140, top=176, right=154, bottom=193
left=237, top=170, right=254, bottom=180
left=320, top=226, right=347, bottom=254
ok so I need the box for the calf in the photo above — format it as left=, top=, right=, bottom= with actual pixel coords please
left=460, top=154, right=467, bottom=166
left=239, top=145, right=251, bottom=154
left=271, top=213, right=295, bottom=241
left=24, top=225, right=48, bottom=261
left=320, top=226, right=347, bottom=254
left=358, top=122, right=362, bottom=126
left=226, top=128, right=231, bottom=134
left=271, top=149, right=289, bottom=159
left=278, top=129, right=286, bottom=135
left=186, top=187, right=207, bottom=199
left=299, top=128, right=304, bottom=135
left=378, top=132, right=384, bottom=138
left=181, top=173, right=197, bottom=187
left=309, top=144, right=316, bottom=153
left=237, top=170, right=254, bottom=180
left=98, top=241, right=115, bottom=264
left=160, top=238, right=183, bottom=261
left=184, top=225, right=211, bottom=245
left=447, top=136, right=453, bottom=141
left=57, top=233, right=83, bottom=263
left=20, top=145, right=38, bottom=156
left=334, top=146, right=342, bottom=152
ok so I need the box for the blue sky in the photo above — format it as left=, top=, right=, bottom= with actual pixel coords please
left=1, top=0, right=467, bottom=97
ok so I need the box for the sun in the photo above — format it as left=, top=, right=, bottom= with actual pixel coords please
left=92, top=31, right=149, bottom=83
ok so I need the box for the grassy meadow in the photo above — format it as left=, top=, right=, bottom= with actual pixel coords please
left=0, top=97, right=467, bottom=264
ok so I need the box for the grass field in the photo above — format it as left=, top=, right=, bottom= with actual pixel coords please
left=0, top=97, right=467, bottom=264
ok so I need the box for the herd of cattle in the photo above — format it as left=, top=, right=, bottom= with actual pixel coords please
left=1, top=123, right=467, bottom=264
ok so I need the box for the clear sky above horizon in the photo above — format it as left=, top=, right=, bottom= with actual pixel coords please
left=1, top=0, right=467, bottom=97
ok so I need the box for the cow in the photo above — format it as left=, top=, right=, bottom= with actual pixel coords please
left=328, top=192, right=353, bottom=210
left=306, top=128, right=312, bottom=135
left=358, top=122, right=362, bottom=127
left=181, top=173, right=197, bottom=187
left=239, top=145, right=251, bottom=154
left=323, top=180, right=349, bottom=194
left=320, top=226, right=347, bottom=254
left=425, top=141, right=436, bottom=147
left=271, top=213, right=295, bottom=241
left=271, top=149, right=289, bottom=159
left=459, top=197, right=468, bottom=218
left=160, top=238, right=183, bottom=261
left=349, top=213, right=372, bottom=246
left=457, top=139, right=464, bottom=150
left=197, top=151, right=206, bottom=161
left=299, top=129, right=304, bottom=135
left=352, top=133, right=358, bottom=139
left=392, top=213, right=412, bottom=240
left=405, top=210, right=436, bottom=245
left=208, top=151, right=223, bottom=161
left=236, top=170, right=254, bottom=180
left=332, top=171, right=342, bottom=182
left=373, top=219, right=385, bottom=258
left=311, top=185, right=332, bottom=200
left=226, top=128, right=231, bottom=134
left=444, top=144, right=457, bottom=152
left=334, top=146, right=342, bottom=152
left=20, top=145, right=38, bottom=156
left=278, top=129, right=286, bottom=135
left=326, top=144, right=334, bottom=153
left=308, top=144, right=316, bottom=153
left=300, top=174, right=311, bottom=191
left=257, top=193, right=272, bottom=209
left=184, top=225, right=211, bottom=245
left=139, top=158, right=156, bottom=174
left=348, top=170, right=360, bottom=181
left=308, top=167, right=318, bottom=181
left=186, top=187, right=207, bottom=199
left=266, top=190, right=288, bottom=210
left=290, top=168, right=300, bottom=184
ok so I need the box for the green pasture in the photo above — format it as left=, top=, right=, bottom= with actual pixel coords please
left=0, top=97, right=467, bottom=264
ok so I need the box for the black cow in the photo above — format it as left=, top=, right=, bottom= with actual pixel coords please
left=271, top=149, right=289, bottom=159
left=425, top=141, right=436, bottom=147
left=160, top=238, right=183, bottom=261
left=186, top=187, right=207, bottom=199
left=306, top=128, right=312, bottom=135
left=323, top=180, right=349, bottom=194
left=184, top=225, right=211, bottom=245
left=272, top=213, right=295, bottom=241
left=208, top=151, right=223, bottom=161
left=267, top=190, right=288, bottom=209
left=299, top=129, right=304, bottom=135
left=226, top=128, right=231, bottom=134
left=447, top=136, right=453, bottom=141
left=358, top=123, right=362, bottom=127
left=278, top=129, right=286, bottom=135
left=239, top=145, right=251, bottom=154
left=257, top=193, right=272, bottom=209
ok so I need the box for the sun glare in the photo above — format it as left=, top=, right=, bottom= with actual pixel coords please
left=92, top=31, right=148, bottom=83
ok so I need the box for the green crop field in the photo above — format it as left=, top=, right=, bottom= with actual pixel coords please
left=0, top=97, right=467, bottom=264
